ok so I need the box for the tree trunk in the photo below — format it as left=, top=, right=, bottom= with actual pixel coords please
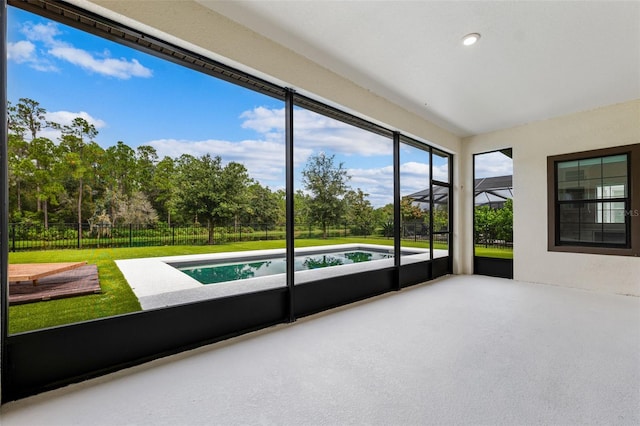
left=37, top=185, right=41, bottom=212
left=77, top=178, right=83, bottom=247
left=17, top=180, right=21, bottom=213
left=43, top=200, right=49, bottom=229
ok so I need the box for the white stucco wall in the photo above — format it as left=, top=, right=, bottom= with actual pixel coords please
left=463, top=100, right=640, bottom=295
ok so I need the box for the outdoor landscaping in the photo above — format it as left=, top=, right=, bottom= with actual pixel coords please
left=7, top=236, right=507, bottom=334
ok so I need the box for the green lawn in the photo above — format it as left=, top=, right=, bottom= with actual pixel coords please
left=8, top=237, right=449, bottom=334
left=474, top=246, right=514, bottom=259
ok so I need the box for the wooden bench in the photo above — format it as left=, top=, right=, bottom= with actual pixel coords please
left=9, top=262, right=88, bottom=286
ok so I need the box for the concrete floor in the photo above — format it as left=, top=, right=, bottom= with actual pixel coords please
left=1, top=275, right=639, bottom=425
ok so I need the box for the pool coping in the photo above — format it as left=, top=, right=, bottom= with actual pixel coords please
left=115, top=244, right=446, bottom=310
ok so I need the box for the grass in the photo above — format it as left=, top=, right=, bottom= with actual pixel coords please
left=8, top=236, right=455, bottom=334
left=474, top=246, right=514, bottom=259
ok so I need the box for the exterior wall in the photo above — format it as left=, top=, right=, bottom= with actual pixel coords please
left=463, top=100, right=640, bottom=295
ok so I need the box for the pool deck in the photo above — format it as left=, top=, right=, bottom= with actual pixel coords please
left=116, top=244, right=445, bottom=310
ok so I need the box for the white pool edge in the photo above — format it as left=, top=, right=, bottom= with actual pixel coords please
left=116, top=244, right=446, bottom=310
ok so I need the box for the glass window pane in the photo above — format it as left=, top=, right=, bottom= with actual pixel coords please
left=602, top=154, right=627, bottom=178
left=432, top=185, right=449, bottom=233
left=400, top=143, right=430, bottom=264
left=578, top=157, right=602, bottom=181
left=557, top=160, right=580, bottom=183
left=558, top=182, right=584, bottom=201
left=559, top=223, right=580, bottom=243
left=433, top=149, right=449, bottom=183
left=7, top=6, right=287, bottom=332
left=559, top=203, right=580, bottom=224
left=293, top=107, right=394, bottom=283
left=601, top=224, right=627, bottom=244
left=473, top=150, right=513, bottom=258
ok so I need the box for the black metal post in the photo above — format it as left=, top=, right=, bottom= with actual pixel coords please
left=448, top=153, right=454, bottom=273
left=393, top=132, right=401, bottom=290
left=1, top=0, right=10, bottom=395
left=285, top=89, right=296, bottom=322
left=429, top=147, right=434, bottom=264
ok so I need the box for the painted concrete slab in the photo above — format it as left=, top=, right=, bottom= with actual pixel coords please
left=2, top=275, right=638, bottom=425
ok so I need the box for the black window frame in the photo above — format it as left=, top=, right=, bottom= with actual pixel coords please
left=547, top=143, right=640, bottom=256
left=1, top=0, right=455, bottom=402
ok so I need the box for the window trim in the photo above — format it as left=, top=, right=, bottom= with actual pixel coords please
left=547, top=143, right=640, bottom=256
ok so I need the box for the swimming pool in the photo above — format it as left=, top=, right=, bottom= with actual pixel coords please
left=176, top=249, right=394, bottom=285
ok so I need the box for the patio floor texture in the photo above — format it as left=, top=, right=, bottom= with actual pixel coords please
left=1, top=275, right=638, bottom=425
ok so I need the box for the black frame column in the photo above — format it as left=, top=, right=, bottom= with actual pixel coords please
left=1, top=0, right=9, bottom=403
left=393, top=132, right=401, bottom=290
left=285, top=88, right=296, bottom=322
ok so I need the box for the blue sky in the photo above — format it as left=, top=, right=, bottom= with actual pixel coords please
left=6, top=6, right=483, bottom=207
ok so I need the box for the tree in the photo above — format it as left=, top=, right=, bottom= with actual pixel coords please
left=29, top=137, right=64, bottom=228
left=175, top=154, right=250, bottom=244
left=59, top=117, right=99, bottom=246
left=301, top=152, right=350, bottom=238
left=240, top=183, right=283, bottom=228
left=135, top=145, right=158, bottom=191
left=344, top=188, right=375, bottom=236
left=117, top=191, right=159, bottom=226
left=474, top=199, right=512, bottom=245
left=15, top=98, right=50, bottom=213
left=104, top=141, right=136, bottom=196
left=14, top=98, right=47, bottom=140
left=150, top=156, right=177, bottom=225
left=7, top=133, right=33, bottom=216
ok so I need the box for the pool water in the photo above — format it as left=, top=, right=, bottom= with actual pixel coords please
left=178, top=250, right=393, bottom=285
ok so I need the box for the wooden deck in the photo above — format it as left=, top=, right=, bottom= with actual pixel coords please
left=9, top=262, right=87, bottom=285
left=9, top=264, right=101, bottom=305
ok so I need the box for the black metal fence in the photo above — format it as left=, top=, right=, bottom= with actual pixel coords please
left=7, top=222, right=452, bottom=252
left=474, top=229, right=513, bottom=249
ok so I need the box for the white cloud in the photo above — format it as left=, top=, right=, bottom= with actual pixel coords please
left=240, top=107, right=284, bottom=135
left=7, top=40, right=35, bottom=62
left=46, top=110, right=107, bottom=129
left=148, top=138, right=308, bottom=184
left=240, top=107, right=393, bottom=157
left=7, top=40, right=58, bottom=72
left=474, top=151, right=513, bottom=178
left=22, top=21, right=60, bottom=44
left=37, top=110, right=107, bottom=142
left=48, top=46, right=152, bottom=79
left=10, top=21, right=152, bottom=79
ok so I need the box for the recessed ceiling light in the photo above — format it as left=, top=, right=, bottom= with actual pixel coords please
left=462, top=33, right=481, bottom=46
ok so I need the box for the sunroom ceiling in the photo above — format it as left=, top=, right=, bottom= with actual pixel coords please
left=197, top=1, right=640, bottom=137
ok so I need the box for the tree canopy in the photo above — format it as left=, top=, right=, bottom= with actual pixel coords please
left=5, top=98, right=471, bottom=242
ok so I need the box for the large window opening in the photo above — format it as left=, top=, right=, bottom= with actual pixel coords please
left=292, top=105, right=395, bottom=284
left=6, top=5, right=285, bottom=332
left=1, top=1, right=454, bottom=401
left=473, top=149, right=513, bottom=278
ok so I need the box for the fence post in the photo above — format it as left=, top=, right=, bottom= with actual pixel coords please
left=77, top=223, right=81, bottom=249
left=11, top=224, right=15, bottom=252
left=172, top=225, right=175, bottom=246
left=265, top=224, right=268, bottom=240
left=129, top=224, right=133, bottom=247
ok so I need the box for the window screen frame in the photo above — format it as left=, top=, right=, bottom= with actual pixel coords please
left=547, top=144, right=640, bottom=256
